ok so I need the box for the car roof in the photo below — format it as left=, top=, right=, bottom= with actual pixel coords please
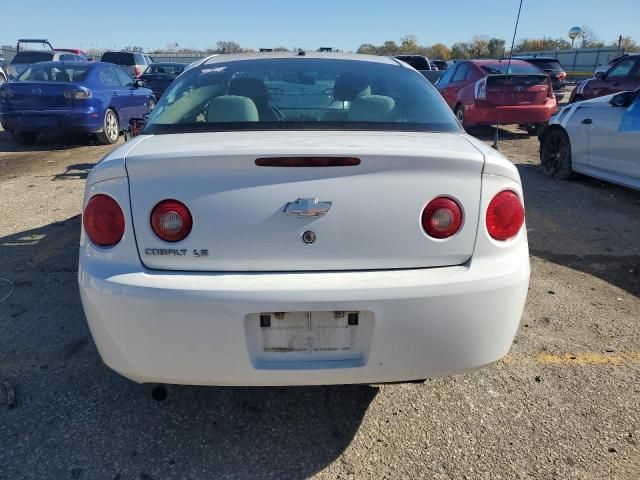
left=469, top=59, right=531, bottom=65
left=512, top=56, right=560, bottom=61
left=149, top=62, right=186, bottom=66
left=27, top=61, right=98, bottom=68
left=199, top=51, right=407, bottom=67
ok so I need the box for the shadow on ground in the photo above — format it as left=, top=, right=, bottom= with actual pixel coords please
left=0, top=130, right=103, bottom=153
left=0, top=217, right=377, bottom=479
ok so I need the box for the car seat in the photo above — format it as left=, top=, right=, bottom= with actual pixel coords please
left=206, top=95, right=259, bottom=122
left=324, top=72, right=372, bottom=121
left=228, top=77, right=280, bottom=121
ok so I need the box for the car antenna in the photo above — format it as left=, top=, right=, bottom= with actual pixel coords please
left=493, top=0, right=524, bottom=150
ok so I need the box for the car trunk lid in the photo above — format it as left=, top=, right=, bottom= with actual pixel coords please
left=485, top=74, right=550, bottom=106
left=2, top=82, right=74, bottom=110
left=125, top=131, right=484, bottom=272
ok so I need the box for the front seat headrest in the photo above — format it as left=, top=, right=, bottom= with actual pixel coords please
left=206, top=95, right=259, bottom=122
left=333, top=73, right=371, bottom=101
left=228, top=77, right=269, bottom=109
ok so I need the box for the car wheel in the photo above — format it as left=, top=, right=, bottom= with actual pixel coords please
left=541, top=129, right=573, bottom=180
left=0, top=73, right=6, bottom=84
left=571, top=94, right=584, bottom=103
left=97, top=109, right=119, bottom=145
left=12, top=132, right=38, bottom=145
left=454, top=104, right=465, bottom=127
left=148, top=98, right=156, bottom=113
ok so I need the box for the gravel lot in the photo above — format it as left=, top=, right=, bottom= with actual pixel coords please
left=0, top=123, right=639, bottom=479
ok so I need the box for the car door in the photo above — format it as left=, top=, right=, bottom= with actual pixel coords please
left=587, top=92, right=640, bottom=178
left=599, top=58, right=640, bottom=96
left=98, top=65, right=130, bottom=124
left=113, top=66, right=149, bottom=117
left=435, top=66, right=456, bottom=107
left=439, top=63, right=468, bottom=108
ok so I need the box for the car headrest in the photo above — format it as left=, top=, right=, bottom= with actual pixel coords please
left=333, top=73, right=371, bottom=101
left=228, top=77, right=269, bottom=109
left=206, top=95, right=259, bottom=122
left=348, top=95, right=396, bottom=122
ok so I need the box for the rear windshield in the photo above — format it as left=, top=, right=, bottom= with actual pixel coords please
left=481, top=62, right=544, bottom=75
left=524, top=59, right=563, bottom=72
left=395, top=56, right=430, bottom=70
left=18, top=63, right=91, bottom=82
left=145, top=64, right=184, bottom=75
left=145, top=58, right=459, bottom=134
left=101, top=52, right=135, bottom=65
left=11, top=51, right=54, bottom=64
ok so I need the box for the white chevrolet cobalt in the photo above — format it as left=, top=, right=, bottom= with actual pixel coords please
left=79, top=53, right=530, bottom=386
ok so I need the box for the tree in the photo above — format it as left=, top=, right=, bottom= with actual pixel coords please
left=215, top=41, right=243, bottom=54
left=487, top=38, right=506, bottom=58
left=515, top=37, right=571, bottom=52
left=617, top=36, right=640, bottom=52
left=356, top=43, right=378, bottom=55
left=579, top=26, right=605, bottom=48
left=123, top=45, right=143, bottom=52
left=426, top=43, right=452, bottom=60
left=469, top=35, right=489, bottom=58
left=451, top=42, right=471, bottom=59
left=380, top=40, right=399, bottom=55
left=400, top=35, right=419, bottom=53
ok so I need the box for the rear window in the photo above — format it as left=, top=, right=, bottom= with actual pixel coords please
left=481, top=62, right=544, bottom=75
left=524, top=59, right=563, bottom=72
left=17, top=63, right=91, bottom=82
left=145, top=57, right=460, bottom=134
left=145, top=64, right=184, bottom=75
left=101, top=52, right=135, bottom=66
left=395, top=56, right=430, bottom=71
left=11, top=52, right=54, bottom=64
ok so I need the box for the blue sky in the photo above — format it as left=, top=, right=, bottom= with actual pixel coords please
left=2, top=0, right=639, bottom=52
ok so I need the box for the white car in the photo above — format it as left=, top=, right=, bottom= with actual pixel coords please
left=79, top=53, right=530, bottom=386
left=540, top=88, right=640, bottom=190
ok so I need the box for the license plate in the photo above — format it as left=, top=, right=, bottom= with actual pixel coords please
left=258, top=311, right=359, bottom=354
left=22, top=117, right=57, bottom=128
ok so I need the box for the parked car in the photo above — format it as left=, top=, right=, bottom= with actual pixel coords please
left=138, top=62, right=185, bottom=99
left=6, top=50, right=87, bottom=80
left=101, top=51, right=153, bottom=78
left=540, top=88, right=639, bottom=190
left=594, top=54, right=629, bottom=76
left=431, top=60, right=449, bottom=71
left=56, top=48, right=92, bottom=60
left=436, top=59, right=556, bottom=134
left=570, top=54, right=640, bottom=103
left=0, top=61, right=155, bottom=145
left=78, top=52, right=529, bottom=386
left=511, top=56, right=567, bottom=102
left=393, top=55, right=442, bottom=84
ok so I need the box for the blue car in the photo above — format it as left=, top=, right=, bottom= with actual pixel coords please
left=0, top=61, right=155, bottom=145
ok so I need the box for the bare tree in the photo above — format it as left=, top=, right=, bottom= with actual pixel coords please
left=215, top=41, right=243, bottom=54
left=579, top=26, right=605, bottom=48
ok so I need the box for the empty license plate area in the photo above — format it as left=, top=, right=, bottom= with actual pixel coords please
left=244, top=311, right=374, bottom=369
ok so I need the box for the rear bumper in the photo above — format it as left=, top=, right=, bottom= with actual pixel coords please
left=79, top=243, right=530, bottom=386
left=465, top=99, right=557, bottom=126
left=0, top=109, right=104, bottom=133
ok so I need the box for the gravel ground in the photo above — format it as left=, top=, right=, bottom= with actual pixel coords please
left=0, top=124, right=639, bottom=480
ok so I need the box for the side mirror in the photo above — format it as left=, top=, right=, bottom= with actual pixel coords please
left=610, top=91, right=633, bottom=108
left=134, top=79, right=145, bottom=88
left=595, top=71, right=605, bottom=80
left=124, top=117, right=146, bottom=141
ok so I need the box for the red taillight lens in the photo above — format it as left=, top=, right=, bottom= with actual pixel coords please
left=486, top=191, right=525, bottom=241
left=134, top=67, right=141, bottom=77
left=150, top=200, right=192, bottom=242
left=421, top=197, right=463, bottom=239
left=557, top=71, right=566, bottom=80
left=83, top=194, right=125, bottom=247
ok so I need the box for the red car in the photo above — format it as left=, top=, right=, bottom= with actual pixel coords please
left=436, top=59, right=556, bottom=134
left=570, top=54, right=640, bottom=103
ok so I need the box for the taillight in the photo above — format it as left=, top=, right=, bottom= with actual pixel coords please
left=421, top=197, right=463, bottom=239
left=474, top=77, right=487, bottom=100
left=83, top=194, right=125, bottom=247
left=486, top=191, right=525, bottom=241
left=557, top=71, right=566, bottom=80
left=150, top=200, right=192, bottom=242
left=134, top=67, right=141, bottom=77
left=64, top=87, right=92, bottom=100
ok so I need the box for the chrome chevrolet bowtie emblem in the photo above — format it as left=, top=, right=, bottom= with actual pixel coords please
left=283, top=198, right=332, bottom=217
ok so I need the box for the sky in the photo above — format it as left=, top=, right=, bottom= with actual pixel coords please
left=2, top=0, right=639, bottom=52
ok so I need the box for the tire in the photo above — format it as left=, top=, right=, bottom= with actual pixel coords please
left=541, top=129, right=573, bottom=180
left=0, top=73, right=6, bottom=84
left=96, top=109, right=119, bottom=145
left=571, top=94, right=584, bottom=104
left=12, top=132, right=38, bottom=145
left=454, top=104, right=465, bottom=128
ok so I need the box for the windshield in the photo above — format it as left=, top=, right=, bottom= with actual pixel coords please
left=145, top=57, right=460, bottom=134
left=101, top=52, right=135, bottom=65
left=145, top=64, right=184, bottom=75
left=11, top=52, right=54, bottom=64
left=18, top=63, right=91, bottom=82
left=395, top=56, right=430, bottom=70
left=526, top=60, right=563, bottom=72
left=481, top=62, right=544, bottom=75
